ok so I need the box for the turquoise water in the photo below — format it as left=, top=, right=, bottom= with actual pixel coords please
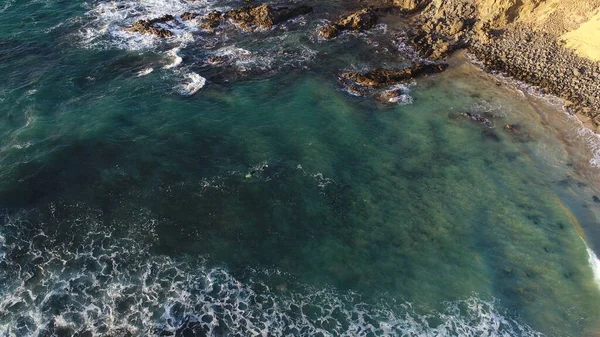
left=2, top=0, right=600, bottom=336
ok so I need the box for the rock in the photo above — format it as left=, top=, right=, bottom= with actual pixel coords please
left=200, top=11, right=223, bottom=30
left=375, top=86, right=412, bottom=104
left=393, top=0, right=427, bottom=12
left=319, top=24, right=340, bottom=39
left=127, top=15, right=175, bottom=38
left=207, top=56, right=229, bottom=65
left=225, top=4, right=313, bottom=31
left=181, top=12, right=198, bottom=21
left=319, top=8, right=378, bottom=39
left=593, top=195, right=600, bottom=203
left=340, top=62, right=448, bottom=87
left=504, top=124, right=521, bottom=132
left=458, top=112, right=493, bottom=127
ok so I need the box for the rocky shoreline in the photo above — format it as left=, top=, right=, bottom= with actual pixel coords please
left=122, top=0, right=600, bottom=129
left=396, top=0, right=600, bottom=128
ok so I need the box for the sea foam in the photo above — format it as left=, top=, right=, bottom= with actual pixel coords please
left=0, top=205, right=545, bottom=337
left=586, top=244, right=600, bottom=289
left=176, top=72, right=206, bottom=96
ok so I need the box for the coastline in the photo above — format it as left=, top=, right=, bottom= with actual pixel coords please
left=389, top=0, right=600, bottom=132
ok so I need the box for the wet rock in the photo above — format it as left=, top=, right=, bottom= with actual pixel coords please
left=127, top=15, right=175, bottom=38
left=319, top=8, right=378, bottom=39
left=340, top=62, right=448, bottom=87
left=200, top=11, right=223, bottom=30
left=593, top=195, right=600, bottom=203
left=375, top=86, right=411, bottom=104
left=457, top=112, right=493, bottom=127
left=181, top=12, right=198, bottom=21
left=225, top=4, right=313, bottom=31
left=504, top=124, right=520, bottom=132
left=207, top=55, right=229, bottom=65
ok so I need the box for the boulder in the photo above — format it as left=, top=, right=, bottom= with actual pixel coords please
left=319, top=8, right=378, bottom=39
left=340, top=62, right=448, bottom=87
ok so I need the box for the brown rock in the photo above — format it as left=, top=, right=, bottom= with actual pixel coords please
left=127, top=16, right=175, bottom=38
left=225, top=4, right=313, bottom=31
left=340, top=63, right=448, bottom=87
left=319, top=8, right=378, bottom=39
left=200, top=11, right=223, bottom=30
left=181, top=12, right=198, bottom=21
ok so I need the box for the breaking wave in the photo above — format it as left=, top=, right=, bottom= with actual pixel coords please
left=0, top=204, right=543, bottom=337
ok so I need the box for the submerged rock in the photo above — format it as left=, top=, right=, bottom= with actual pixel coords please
left=456, top=112, right=493, bottom=127
left=319, top=8, right=378, bottom=39
left=340, top=63, right=448, bottom=87
left=375, top=85, right=412, bottom=104
left=225, top=4, right=313, bottom=31
left=127, top=15, right=175, bottom=38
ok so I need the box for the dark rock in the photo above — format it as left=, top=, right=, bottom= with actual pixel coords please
left=319, top=8, right=378, bottom=39
left=456, top=112, right=493, bottom=127
left=340, top=62, right=448, bottom=87
left=200, top=11, right=223, bottom=30
left=225, top=4, right=313, bottom=31
left=207, top=55, right=229, bottom=65
left=181, top=12, right=198, bottom=21
left=593, top=195, right=600, bottom=203
left=127, top=16, right=175, bottom=38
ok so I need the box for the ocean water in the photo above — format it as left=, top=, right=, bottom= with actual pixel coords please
left=1, top=0, right=600, bottom=336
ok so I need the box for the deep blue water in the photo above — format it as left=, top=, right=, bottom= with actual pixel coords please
left=1, top=1, right=600, bottom=336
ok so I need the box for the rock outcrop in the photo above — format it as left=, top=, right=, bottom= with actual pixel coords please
left=225, top=4, right=313, bottom=31
left=319, top=8, right=378, bottom=39
left=127, top=15, right=176, bottom=38
left=340, top=63, right=448, bottom=87
left=404, top=0, right=600, bottom=125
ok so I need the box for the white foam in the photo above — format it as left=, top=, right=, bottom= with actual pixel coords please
left=381, top=84, right=414, bottom=105
left=565, top=113, right=600, bottom=168
left=176, top=72, right=206, bottom=96
left=0, top=207, right=545, bottom=337
left=136, top=67, right=154, bottom=77
left=79, top=0, right=210, bottom=51
left=0, top=0, right=14, bottom=13
left=586, top=244, right=600, bottom=289
left=163, top=47, right=183, bottom=69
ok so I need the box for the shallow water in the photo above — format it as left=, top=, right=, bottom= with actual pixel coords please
left=1, top=1, right=600, bottom=336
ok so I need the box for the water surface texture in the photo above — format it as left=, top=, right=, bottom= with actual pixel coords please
left=1, top=1, right=600, bottom=336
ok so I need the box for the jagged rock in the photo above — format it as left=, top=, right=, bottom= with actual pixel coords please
left=200, top=11, right=223, bottom=30
left=127, top=15, right=175, bottom=38
left=207, top=56, right=229, bottom=65
left=393, top=0, right=428, bottom=11
left=181, top=12, right=198, bottom=21
left=319, top=8, right=378, bottom=39
left=225, top=4, right=313, bottom=31
left=340, top=63, right=448, bottom=87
